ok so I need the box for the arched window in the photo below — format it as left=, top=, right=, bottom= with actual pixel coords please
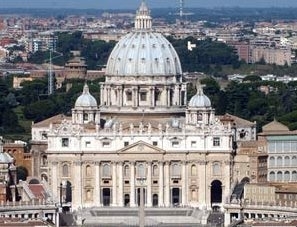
left=277, top=171, right=283, bottom=181
left=292, top=171, right=297, bottom=181
left=86, top=189, right=92, bottom=201
left=152, top=165, right=158, bottom=176
left=277, top=156, right=282, bottom=167
left=284, top=156, right=290, bottom=166
left=284, top=171, right=290, bottom=181
left=62, top=164, right=69, bottom=177
left=41, top=155, right=47, bottom=166
left=191, top=189, right=197, bottom=201
left=83, top=113, right=88, bottom=121
left=41, top=173, right=48, bottom=182
left=102, top=164, right=111, bottom=177
left=124, top=165, right=130, bottom=178
left=292, top=156, right=297, bottom=166
left=269, top=156, right=275, bottom=167
left=269, top=171, right=275, bottom=181
left=213, top=162, right=220, bottom=175
left=191, top=164, right=197, bottom=176
left=171, top=163, right=180, bottom=177
left=86, top=165, right=91, bottom=177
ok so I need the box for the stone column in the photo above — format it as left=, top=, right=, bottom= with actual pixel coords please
left=112, top=162, right=117, bottom=206
left=100, top=85, right=104, bottom=105
left=158, top=161, right=164, bottom=206
left=130, top=162, right=136, bottom=207
left=198, top=160, right=207, bottom=208
left=166, top=87, right=170, bottom=107
left=74, top=160, right=83, bottom=209
left=181, top=161, right=187, bottom=205
left=94, top=162, right=101, bottom=206
left=150, top=87, right=155, bottom=107
left=51, top=161, right=58, bottom=203
left=118, top=162, right=124, bottom=206
left=147, top=162, right=152, bottom=207
left=164, top=161, right=170, bottom=206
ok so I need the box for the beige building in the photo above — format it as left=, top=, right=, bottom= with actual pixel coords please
left=250, top=46, right=292, bottom=66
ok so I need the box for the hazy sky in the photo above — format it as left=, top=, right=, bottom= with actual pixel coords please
left=0, top=0, right=296, bottom=9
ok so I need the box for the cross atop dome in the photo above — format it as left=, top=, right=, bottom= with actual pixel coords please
left=135, top=0, right=152, bottom=30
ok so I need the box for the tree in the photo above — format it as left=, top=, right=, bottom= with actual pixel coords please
left=16, top=166, right=28, bottom=183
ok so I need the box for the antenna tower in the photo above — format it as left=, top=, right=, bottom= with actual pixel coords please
left=48, top=49, right=54, bottom=95
left=179, top=0, right=185, bottom=18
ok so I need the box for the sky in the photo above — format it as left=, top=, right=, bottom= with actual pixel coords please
left=0, top=0, right=297, bottom=9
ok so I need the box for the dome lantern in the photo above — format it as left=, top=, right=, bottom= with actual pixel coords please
left=135, top=1, right=152, bottom=30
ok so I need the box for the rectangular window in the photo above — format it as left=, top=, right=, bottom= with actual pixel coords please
left=153, top=141, right=158, bottom=146
left=140, top=92, right=147, bottom=101
left=213, top=137, right=220, bottom=147
left=191, top=141, right=197, bottom=148
left=124, top=141, right=129, bottom=146
left=85, top=141, right=91, bottom=148
left=41, top=133, right=47, bottom=140
left=172, top=141, right=180, bottom=148
left=62, top=138, right=69, bottom=147
left=102, top=141, right=110, bottom=147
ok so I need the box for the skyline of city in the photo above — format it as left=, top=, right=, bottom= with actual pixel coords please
left=0, top=0, right=297, bottom=9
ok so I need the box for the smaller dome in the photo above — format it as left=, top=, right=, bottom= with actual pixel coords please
left=75, top=84, right=97, bottom=108
left=188, top=85, right=211, bottom=108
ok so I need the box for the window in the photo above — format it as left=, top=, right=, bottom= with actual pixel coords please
left=83, top=113, right=88, bottom=121
left=155, top=90, right=161, bottom=101
left=137, top=163, right=146, bottom=178
left=41, top=132, right=47, bottom=140
left=191, top=141, right=196, bottom=148
left=191, top=164, right=197, bottom=176
left=124, top=165, right=130, bottom=177
left=140, top=92, right=147, bottom=101
left=126, top=91, right=132, bottom=101
left=269, top=156, right=275, bottom=167
left=213, top=137, right=220, bottom=147
left=42, top=155, right=47, bottom=166
left=102, top=141, right=110, bottom=147
left=153, top=141, right=158, bottom=146
left=62, top=164, right=69, bottom=177
left=86, top=165, right=91, bottom=177
left=85, top=141, right=91, bottom=148
left=213, top=162, right=220, bottom=175
left=152, top=165, right=158, bottom=176
left=284, top=171, right=290, bottom=182
left=124, top=141, right=129, bottom=147
left=277, top=156, right=282, bottom=166
left=102, top=164, right=111, bottom=177
left=62, top=138, right=69, bottom=147
left=171, top=163, right=180, bottom=177
left=172, top=141, right=180, bottom=148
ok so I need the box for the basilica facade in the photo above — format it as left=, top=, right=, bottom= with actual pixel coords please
left=30, top=1, right=254, bottom=211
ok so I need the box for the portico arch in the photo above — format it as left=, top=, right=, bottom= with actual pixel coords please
left=211, top=180, right=222, bottom=206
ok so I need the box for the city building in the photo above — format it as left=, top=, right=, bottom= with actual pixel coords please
left=258, top=120, right=297, bottom=183
left=3, top=141, right=32, bottom=176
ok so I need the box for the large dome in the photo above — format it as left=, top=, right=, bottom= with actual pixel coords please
left=75, top=84, right=97, bottom=108
left=105, top=1, right=182, bottom=76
